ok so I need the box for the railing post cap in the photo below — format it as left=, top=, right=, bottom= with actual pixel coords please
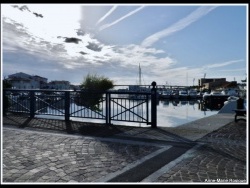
left=151, top=81, right=157, bottom=87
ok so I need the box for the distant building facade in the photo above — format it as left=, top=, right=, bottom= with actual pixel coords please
left=6, top=72, right=73, bottom=90
left=47, top=80, right=70, bottom=90
left=198, top=78, right=240, bottom=94
left=199, top=78, right=226, bottom=88
left=7, top=72, right=48, bottom=89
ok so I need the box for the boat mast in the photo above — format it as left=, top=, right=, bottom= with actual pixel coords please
left=139, top=63, right=141, bottom=86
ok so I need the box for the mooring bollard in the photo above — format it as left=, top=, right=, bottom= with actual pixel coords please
left=237, top=97, right=244, bottom=109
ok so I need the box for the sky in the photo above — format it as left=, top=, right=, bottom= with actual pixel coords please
left=1, top=3, right=248, bottom=86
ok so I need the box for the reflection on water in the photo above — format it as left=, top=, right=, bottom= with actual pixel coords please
left=157, top=99, right=218, bottom=127
left=7, top=91, right=221, bottom=128
left=69, top=99, right=218, bottom=128
left=35, top=98, right=219, bottom=128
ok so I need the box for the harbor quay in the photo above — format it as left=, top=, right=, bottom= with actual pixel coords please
left=1, top=113, right=247, bottom=184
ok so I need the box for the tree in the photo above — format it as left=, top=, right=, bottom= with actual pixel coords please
left=76, top=74, right=114, bottom=111
left=3, top=79, right=12, bottom=88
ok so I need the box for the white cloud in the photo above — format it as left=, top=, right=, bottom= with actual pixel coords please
left=2, top=4, right=81, bottom=43
left=2, top=13, right=208, bottom=85
left=2, top=4, right=245, bottom=85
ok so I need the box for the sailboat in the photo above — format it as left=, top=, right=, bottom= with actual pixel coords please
left=128, top=64, right=150, bottom=98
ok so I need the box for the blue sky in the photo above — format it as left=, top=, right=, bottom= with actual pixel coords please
left=1, top=3, right=248, bottom=86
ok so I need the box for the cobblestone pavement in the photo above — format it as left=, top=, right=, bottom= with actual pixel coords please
left=1, top=114, right=248, bottom=184
left=2, top=127, right=160, bottom=183
left=145, top=120, right=247, bottom=183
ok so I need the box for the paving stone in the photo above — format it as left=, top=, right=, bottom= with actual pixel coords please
left=2, top=114, right=247, bottom=184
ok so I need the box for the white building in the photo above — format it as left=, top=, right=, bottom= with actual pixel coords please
left=47, top=80, right=70, bottom=90
left=6, top=72, right=73, bottom=90
left=7, top=72, right=48, bottom=89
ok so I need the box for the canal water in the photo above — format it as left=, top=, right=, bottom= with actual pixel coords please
left=37, top=98, right=219, bottom=128
left=100, top=99, right=219, bottom=128
left=156, top=99, right=218, bottom=127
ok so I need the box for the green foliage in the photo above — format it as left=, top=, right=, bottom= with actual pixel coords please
left=3, top=79, right=12, bottom=88
left=77, top=74, right=114, bottom=111
left=80, top=74, right=114, bottom=91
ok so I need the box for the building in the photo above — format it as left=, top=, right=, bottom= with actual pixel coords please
left=5, top=72, right=75, bottom=90
left=33, top=75, right=48, bottom=89
left=47, top=80, right=70, bottom=90
left=198, top=78, right=230, bottom=90
left=198, top=77, right=241, bottom=96
left=70, top=84, right=80, bottom=91
left=198, top=78, right=226, bottom=89
left=7, top=72, right=48, bottom=89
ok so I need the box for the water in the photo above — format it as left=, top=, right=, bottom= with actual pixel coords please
left=36, top=99, right=219, bottom=128
left=156, top=99, right=218, bottom=127
left=102, top=99, right=218, bottom=128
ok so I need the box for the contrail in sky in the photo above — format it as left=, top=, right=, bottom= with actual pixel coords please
left=96, top=5, right=118, bottom=25
left=141, top=6, right=218, bottom=47
left=204, top=59, right=244, bottom=69
left=99, top=6, right=145, bottom=31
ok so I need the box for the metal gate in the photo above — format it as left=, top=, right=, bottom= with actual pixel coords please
left=3, top=83, right=157, bottom=127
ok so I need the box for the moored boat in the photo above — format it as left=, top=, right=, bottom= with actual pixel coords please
left=171, top=89, right=179, bottom=99
left=179, top=90, right=188, bottom=99
left=202, top=90, right=230, bottom=110
left=160, top=89, right=172, bottom=99
left=188, top=89, right=198, bottom=99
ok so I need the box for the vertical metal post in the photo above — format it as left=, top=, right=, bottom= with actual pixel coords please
left=106, top=92, right=111, bottom=125
left=146, top=94, right=149, bottom=124
left=30, top=90, right=35, bottom=118
left=151, top=81, right=157, bottom=128
left=65, top=91, right=70, bottom=121
left=3, top=89, right=8, bottom=116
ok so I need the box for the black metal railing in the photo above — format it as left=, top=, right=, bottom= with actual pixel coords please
left=3, top=82, right=158, bottom=127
